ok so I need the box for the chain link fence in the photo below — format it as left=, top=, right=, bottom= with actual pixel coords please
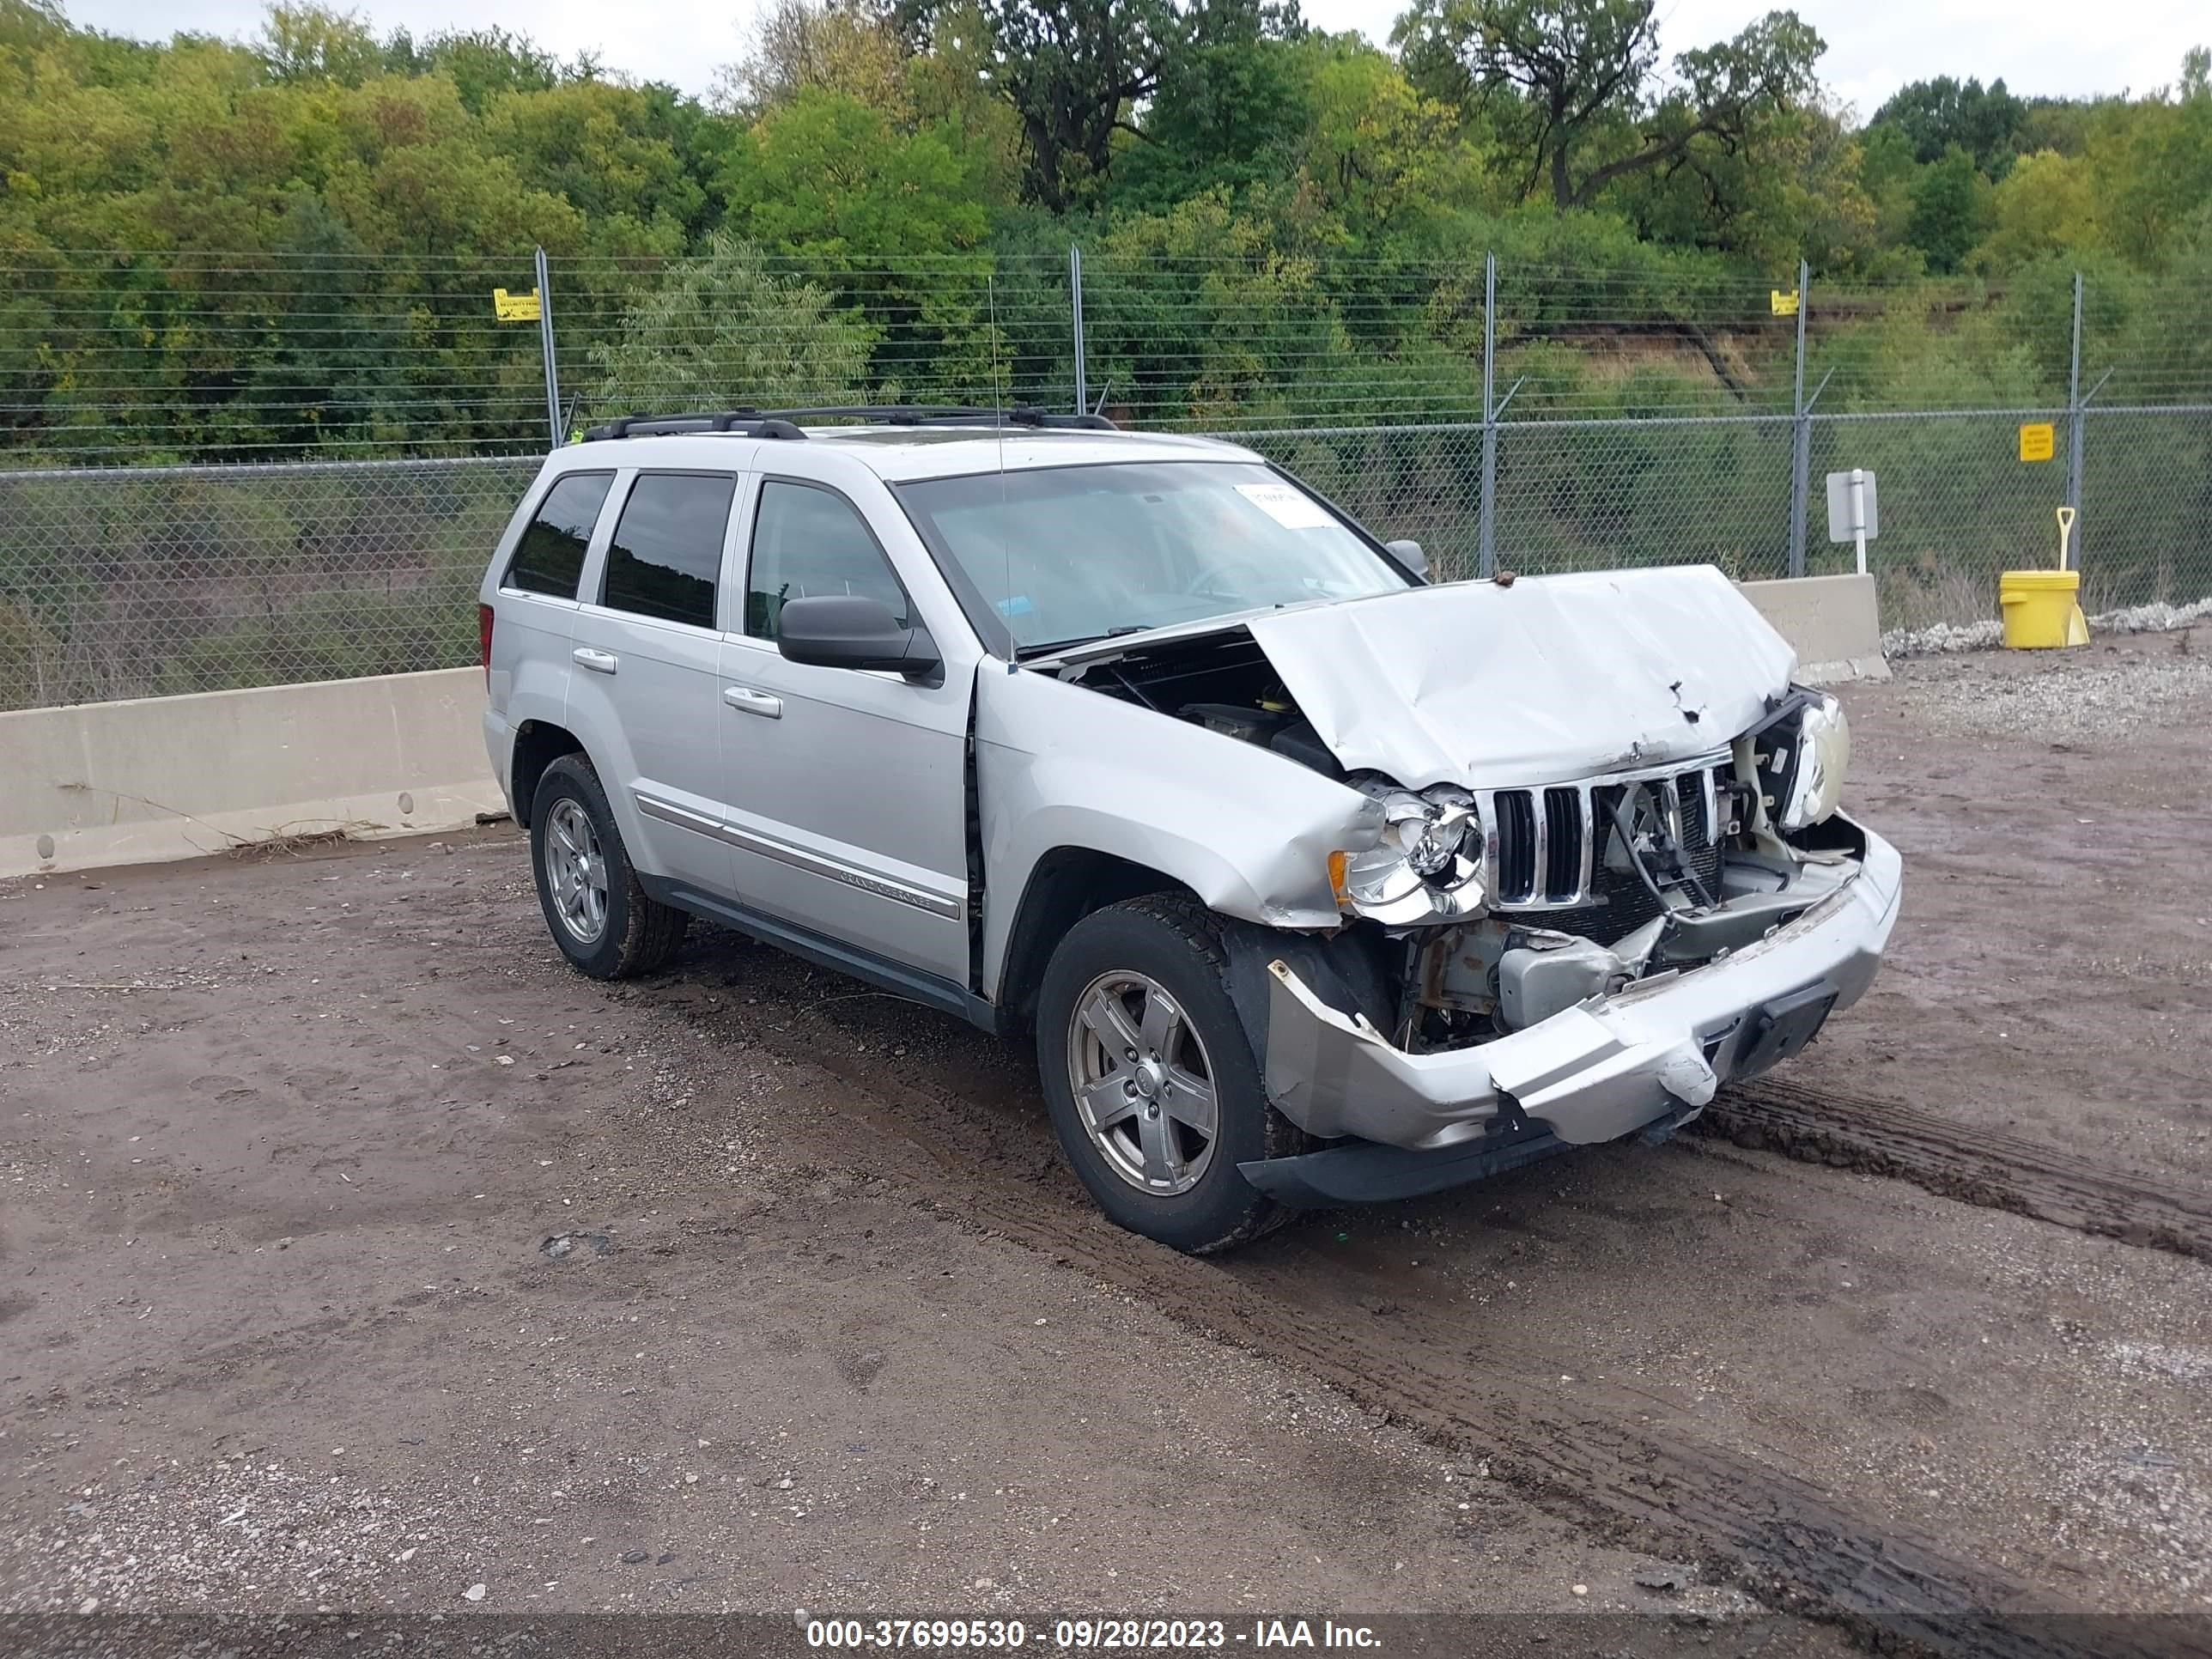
left=0, top=458, right=538, bottom=710
left=3, top=248, right=2208, bottom=710
left=2078, top=405, right=2212, bottom=612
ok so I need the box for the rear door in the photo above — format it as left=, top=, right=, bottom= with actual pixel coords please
left=489, top=469, right=614, bottom=720
left=716, top=471, right=977, bottom=985
left=567, top=469, right=743, bottom=896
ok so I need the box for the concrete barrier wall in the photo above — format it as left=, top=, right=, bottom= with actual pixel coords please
left=1738, top=573, right=1889, bottom=684
left=1, top=668, right=504, bottom=878
left=2, top=574, right=1887, bottom=878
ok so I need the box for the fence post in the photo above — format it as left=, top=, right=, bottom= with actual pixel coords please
left=2066, top=269, right=2085, bottom=570
left=1788, top=258, right=1810, bottom=579
left=1068, top=245, right=1088, bottom=416
left=535, top=246, right=562, bottom=449
left=1478, top=251, right=1498, bottom=580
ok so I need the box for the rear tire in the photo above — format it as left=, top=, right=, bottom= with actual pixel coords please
left=1036, top=895, right=1304, bottom=1254
left=529, top=754, right=689, bottom=980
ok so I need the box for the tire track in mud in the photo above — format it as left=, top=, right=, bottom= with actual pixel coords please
left=643, top=974, right=2154, bottom=1659
left=1699, top=1080, right=2212, bottom=1261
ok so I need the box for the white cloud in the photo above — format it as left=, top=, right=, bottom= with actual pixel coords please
left=58, top=0, right=2210, bottom=111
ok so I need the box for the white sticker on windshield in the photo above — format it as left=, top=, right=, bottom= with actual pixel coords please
left=1235, top=482, right=1335, bottom=530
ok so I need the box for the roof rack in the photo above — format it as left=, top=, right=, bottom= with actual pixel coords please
left=577, top=404, right=1118, bottom=443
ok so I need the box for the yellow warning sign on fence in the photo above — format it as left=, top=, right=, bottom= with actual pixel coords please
left=2018, top=421, right=2056, bottom=462
left=493, top=287, right=542, bottom=323
left=1770, top=288, right=1800, bottom=316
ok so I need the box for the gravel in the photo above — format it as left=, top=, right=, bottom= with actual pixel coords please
left=1872, top=631, right=2212, bottom=744
left=6, top=634, right=2209, bottom=1623
left=1, top=1456, right=447, bottom=1613
left=1883, top=594, right=2212, bottom=659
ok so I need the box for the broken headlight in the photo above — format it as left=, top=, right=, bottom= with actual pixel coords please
left=1330, top=787, right=1486, bottom=926
left=1769, top=693, right=1851, bottom=831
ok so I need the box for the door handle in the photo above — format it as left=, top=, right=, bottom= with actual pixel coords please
left=572, top=647, right=618, bottom=675
left=722, top=685, right=783, bottom=719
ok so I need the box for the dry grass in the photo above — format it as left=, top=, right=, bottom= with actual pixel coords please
left=221, top=823, right=374, bottom=861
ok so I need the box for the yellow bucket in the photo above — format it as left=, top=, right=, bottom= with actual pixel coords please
left=1999, top=568, right=2088, bottom=649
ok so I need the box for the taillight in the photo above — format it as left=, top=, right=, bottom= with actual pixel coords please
left=478, top=603, right=495, bottom=682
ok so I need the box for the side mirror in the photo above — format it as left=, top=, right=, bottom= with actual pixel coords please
left=775, top=594, right=941, bottom=680
left=1385, top=538, right=1430, bottom=581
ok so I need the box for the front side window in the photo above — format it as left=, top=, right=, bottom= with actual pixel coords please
left=892, top=461, right=1408, bottom=653
left=602, top=472, right=735, bottom=629
left=507, top=471, right=614, bottom=599
left=745, top=480, right=910, bottom=641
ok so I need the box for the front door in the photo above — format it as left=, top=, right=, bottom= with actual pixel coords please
left=717, top=476, right=972, bottom=985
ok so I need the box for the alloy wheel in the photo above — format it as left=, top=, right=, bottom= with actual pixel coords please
left=1065, top=970, right=1221, bottom=1195
left=544, top=798, right=609, bottom=945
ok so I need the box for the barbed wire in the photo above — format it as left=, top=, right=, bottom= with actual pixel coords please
left=2, top=248, right=2208, bottom=708
left=6, top=249, right=2208, bottom=463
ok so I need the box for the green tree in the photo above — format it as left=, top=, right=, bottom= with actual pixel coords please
left=906, top=0, right=1189, bottom=209
left=485, top=80, right=708, bottom=246
left=720, top=91, right=997, bottom=403
left=1615, top=99, right=1878, bottom=270
left=718, top=0, right=916, bottom=119
left=1867, top=75, right=2027, bottom=176
left=1108, top=0, right=1310, bottom=211
left=1291, top=34, right=1474, bottom=237
left=720, top=89, right=988, bottom=257
left=587, top=231, right=874, bottom=415
left=0, top=0, right=69, bottom=53
left=2080, top=51, right=2212, bottom=265
left=1085, top=189, right=1371, bottom=422
left=1905, top=144, right=1989, bottom=272
left=257, top=4, right=384, bottom=86
left=381, top=27, right=564, bottom=115
left=1394, top=0, right=1823, bottom=211
left=1973, top=148, right=2098, bottom=270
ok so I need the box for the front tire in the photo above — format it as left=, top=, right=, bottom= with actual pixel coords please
left=529, top=754, right=689, bottom=980
left=1036, top=896, right=1304, bottom=1254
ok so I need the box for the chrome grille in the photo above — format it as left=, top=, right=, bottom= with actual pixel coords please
left=1541, top=787, right=1583, bottom=902
left=1492, top=791, right=1536, bottom=903
left=1479, top=755, right=1734, bottom=913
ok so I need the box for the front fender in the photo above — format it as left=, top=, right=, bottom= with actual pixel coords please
left=975, top=664, right=1382, bottom=994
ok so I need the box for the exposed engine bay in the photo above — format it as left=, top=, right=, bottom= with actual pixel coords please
left=1060, top=623, right=1863, bottom=1060
left=1055, top=627, right=1347, bottom=780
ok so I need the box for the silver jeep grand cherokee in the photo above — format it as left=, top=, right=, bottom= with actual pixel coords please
left=478, top=406, right=1900, bottom=1253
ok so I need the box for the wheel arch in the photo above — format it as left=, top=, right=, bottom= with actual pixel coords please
left=994, top=847, right=1198, bottom=1036
left=511, top=720, right=586, bottom=830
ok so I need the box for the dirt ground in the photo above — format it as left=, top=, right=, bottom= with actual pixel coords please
left=3, top=632, right=2210, bottom=1652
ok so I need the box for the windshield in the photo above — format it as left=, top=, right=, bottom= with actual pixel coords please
left=892, top=461, right=1410, bottom=653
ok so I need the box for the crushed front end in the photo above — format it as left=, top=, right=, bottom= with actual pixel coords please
left=1239, top=691, right=1902, bottom=1204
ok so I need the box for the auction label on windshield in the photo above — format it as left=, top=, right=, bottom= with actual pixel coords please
left=1235, top=482, right=1337, bottom=530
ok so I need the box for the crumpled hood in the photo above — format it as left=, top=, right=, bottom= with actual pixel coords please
left=1244, top=565, right=1797, bottom=789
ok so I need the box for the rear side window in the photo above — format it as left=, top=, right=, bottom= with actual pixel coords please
left=507, top=472, right=613, bottom=599
left=601, top=473, right=735, bottom=629
left=745, top=480, right=909, bottom=640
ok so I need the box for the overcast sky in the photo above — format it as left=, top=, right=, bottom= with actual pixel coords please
left=58, top=0, right=2210, bottom=119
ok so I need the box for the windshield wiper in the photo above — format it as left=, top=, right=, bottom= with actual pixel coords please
left=1015, top=625, right=1149, bottom=660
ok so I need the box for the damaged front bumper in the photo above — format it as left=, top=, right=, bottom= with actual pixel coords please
left=1249, top=826, right=1902, bottom=1193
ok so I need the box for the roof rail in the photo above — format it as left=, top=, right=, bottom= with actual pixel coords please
left=580, top=411, right=808, bottom=442
left=575, top=404, right=1119, bottom=443
left=758, top=405, right=1120, bottom=432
